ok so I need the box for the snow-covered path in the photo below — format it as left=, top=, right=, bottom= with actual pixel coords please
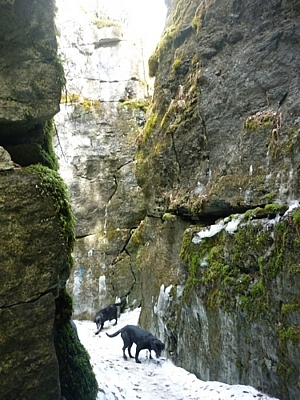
left=75, top=309, right=280, bottom=400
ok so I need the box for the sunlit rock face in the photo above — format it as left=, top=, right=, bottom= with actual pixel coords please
left=54, top=0, right=167, bottom=317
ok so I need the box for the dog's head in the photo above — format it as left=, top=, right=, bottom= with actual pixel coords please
left=153, top=339, right=165, bottom=358
left=94, top=315, right=102, bottom=330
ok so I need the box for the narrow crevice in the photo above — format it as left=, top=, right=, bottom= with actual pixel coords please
left=0, top=289, right=56, bottom=310
left=170, top=131, right=181, bottom=176
left=116, top=159, right=134, bottom=170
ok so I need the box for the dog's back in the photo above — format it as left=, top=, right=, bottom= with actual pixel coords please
left=106, top=325, right=165, bottom=362
left=94, top=302, right=122, bottom=333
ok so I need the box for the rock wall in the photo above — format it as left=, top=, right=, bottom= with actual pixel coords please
left=54, top=0, right=167, bottom=318
left=0, top=1, right=96, bottom=399
left=0, top=167, right=70, bottom=400
left=0, top=0, right=62, bottom=142
left=134, top=0, right=300, bottom=399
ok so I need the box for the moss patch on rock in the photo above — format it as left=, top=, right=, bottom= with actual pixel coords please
left=180, top=207, right=300, bottom=321
left=24, top=164, right=75, bottom=272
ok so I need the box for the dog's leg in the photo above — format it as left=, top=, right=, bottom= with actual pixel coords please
left=121, top=332, right=130, bottom=360
left=122, top=345, right=128, bottom=360
left=113, top=318, right=117, bottom=326
left=135, top=347, right=142, bottom=363
left=127, top=342, right=134, bottom=359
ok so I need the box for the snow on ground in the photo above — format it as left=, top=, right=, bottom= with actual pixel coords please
left=75, top=309, right=280, bottom=400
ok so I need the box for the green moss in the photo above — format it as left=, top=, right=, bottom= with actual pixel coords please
left=162, top=213, right=177, bottom=222
left=148, top=24, right=180, bottom=77
left=121, top=99, right=149, bottom=113
left=244, top=207, right=266, bottom=220
left=279, top=326, right=300, bottom=344
left=53, top=288, right=97, bottom=399
left=61, top=93, right=81, bottom=104
left=265, top=221, right=287, bottom=279
left=54, top=321, right=98, bottom=400
left=281, top=303, right=300, bottom=318
left=244, top=110, right=279, bottom=131
left=292, top=210, right=300, bottom=224
left=172, top=58, right=182, bottom=71
left=178, top=213, right=293, bottom=319
left=263, top=192, right=276, bottom=201
left=148, top=53, right=159, bottom=78
left=24, top=164, right=76, bottom=268
left=281, top=125, right=300, bottom=156
left=161, top=104, right=176, bottom=128
left=264, top=203, right=287, bottom=214
left=244, top=204, right=287, bottom=221
left=179, top=229, right=205, bottom=305
left=191, top=3, right=205, bottom=34
left=278, top=362, right=295, bottom=382
left=60, top=93, right=101, bottom=110
left=93, top=17, right=121, bottom=29
left=43, top=119, right=59, bottom=171
left=144, top=112, right=158, bottom=140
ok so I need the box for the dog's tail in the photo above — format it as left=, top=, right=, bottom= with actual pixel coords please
left=106, top=329, right=122, bottom=338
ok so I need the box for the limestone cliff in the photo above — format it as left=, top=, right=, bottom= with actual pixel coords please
left=54, top=0, right=166, bottom=317
left=134, top=1, right=300, bottom=399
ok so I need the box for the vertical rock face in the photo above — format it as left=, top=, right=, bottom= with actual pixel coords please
left=54, top=0, right=167, bottom=317
left=0, top=0, right=61, bottom=137
left=132, top=0, right=300, bottom=399
left=0, top=169, right=71, bottom=400
left=0, top=2, right=82, bottom=399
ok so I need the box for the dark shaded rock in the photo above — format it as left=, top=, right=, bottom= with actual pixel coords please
left=0, top=0, right=62, bottom=140
left=0, top=293, right=60, bottom=400
left=0, top=168, right=73, bottom=399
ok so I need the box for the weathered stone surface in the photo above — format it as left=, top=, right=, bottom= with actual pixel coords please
left=0, top=293, right=60, bottom=400
left=137, top=0, right=300, bottom=218
left=0, top=1, right=97, bottom=398
left=0, top=0, right=61, bottom=139
left=132, top=1, right=300, bottom=399
left=55, top=102, right=147, bottom=317
left=147, top=206, right=300, bottom=400
left=54, top=0, right=166, bottom=317
left=0, top=170, right=71, bottom=399
left=0, top=171, right=70, bottom=306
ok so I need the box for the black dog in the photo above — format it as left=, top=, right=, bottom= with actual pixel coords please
left=94, top=302, right=122, bottom=334
left=106, top=324, right=165, bottom=363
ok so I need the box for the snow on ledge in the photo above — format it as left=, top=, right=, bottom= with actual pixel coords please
left=192, top=214, right=243, bottom=244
